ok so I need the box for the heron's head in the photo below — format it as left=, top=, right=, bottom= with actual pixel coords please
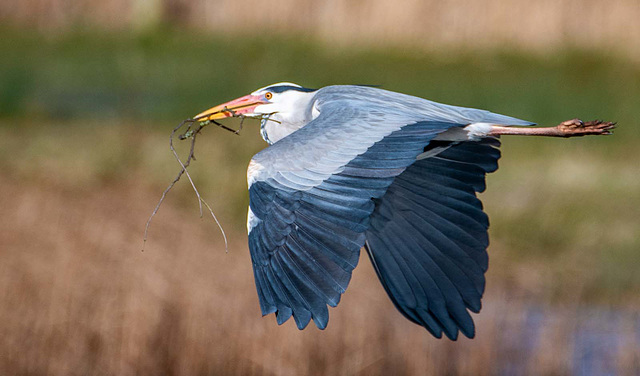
left=195, top=82, right=315, bottom=121
left=194, top=82, right=317, bottom=143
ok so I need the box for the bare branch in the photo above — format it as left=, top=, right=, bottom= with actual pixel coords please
left=143, top=104, right=267, bottom=252
left=143, top=118, right=230, bottom=253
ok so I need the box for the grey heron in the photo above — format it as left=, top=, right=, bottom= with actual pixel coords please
left=194, top=83, right=614, bottom=340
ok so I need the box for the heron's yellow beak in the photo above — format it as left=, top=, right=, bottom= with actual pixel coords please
left=194, top=94, right=267, bottom=121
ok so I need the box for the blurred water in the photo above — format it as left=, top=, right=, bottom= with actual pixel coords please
left=497, top=305, right=638, bottom=376
left=499, top=307, right=546, bottom=375
left=572, top=310, right=622, bottom=376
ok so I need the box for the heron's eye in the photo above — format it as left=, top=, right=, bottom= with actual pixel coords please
left=264, top=92, right=273, bottom=100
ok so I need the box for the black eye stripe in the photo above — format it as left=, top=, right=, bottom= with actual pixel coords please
left=265, top=85, right=316, bottom=93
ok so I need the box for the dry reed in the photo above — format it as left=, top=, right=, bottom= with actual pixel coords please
left=1, top=0, right=639, bottom=59
left=1, top=176, right=638, bottom=375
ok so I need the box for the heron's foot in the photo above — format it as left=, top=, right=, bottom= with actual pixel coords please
left=556, top=119, right=616, bottom=137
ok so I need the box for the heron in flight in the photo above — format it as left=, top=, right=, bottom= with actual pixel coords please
left=194, top=83, right=613, bottom=340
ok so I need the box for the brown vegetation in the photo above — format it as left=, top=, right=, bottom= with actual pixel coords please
left=1, top=172, right=638, bottom=374
left=1, top=0, right=639, bottom=59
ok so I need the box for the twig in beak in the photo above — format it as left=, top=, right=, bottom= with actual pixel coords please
left=143, top=118, right=228, bottom=253
left=143, top=107, right=262, bottom=251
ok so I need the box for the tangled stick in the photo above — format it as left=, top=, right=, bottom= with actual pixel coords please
left=142, top=117, right=245, bottom=252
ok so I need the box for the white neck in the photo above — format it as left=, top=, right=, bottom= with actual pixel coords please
left=256, top=91, right=317, bottom=144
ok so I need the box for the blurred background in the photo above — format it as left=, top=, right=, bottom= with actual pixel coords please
left=0, top=0, right=639, bottom=374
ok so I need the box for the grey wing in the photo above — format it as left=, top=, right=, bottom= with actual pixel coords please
left=255, top=85, right=532, bottom=179
left=246, top=86, right=531, bottom=330
left=365, top=138, right=501, bottom=340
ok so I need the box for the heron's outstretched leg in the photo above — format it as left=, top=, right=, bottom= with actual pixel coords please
left=489, top=119, right=615, bottom=138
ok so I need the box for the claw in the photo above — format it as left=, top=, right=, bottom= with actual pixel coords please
left=560, top=118, right=584, bottom=128
left=557, top=119, right=616, bottom=137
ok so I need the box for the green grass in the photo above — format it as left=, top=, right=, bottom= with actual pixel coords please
left=1, top=27, right=638, bottom=127
left=1, top=27, right=639, bottom=303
